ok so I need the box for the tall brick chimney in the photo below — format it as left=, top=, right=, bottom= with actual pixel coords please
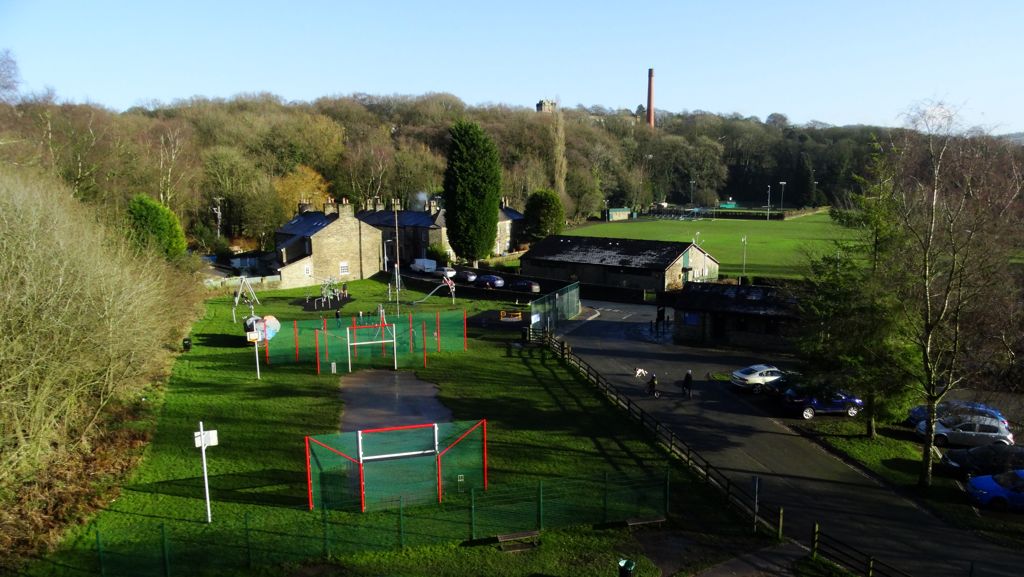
left=646, top=68, right=655, bottom=128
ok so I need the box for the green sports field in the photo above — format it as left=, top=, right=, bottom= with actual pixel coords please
left=565, top=212, right=849, bottom=279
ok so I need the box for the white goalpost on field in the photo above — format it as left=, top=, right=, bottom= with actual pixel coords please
left=346, top=306, right=398, bottom=372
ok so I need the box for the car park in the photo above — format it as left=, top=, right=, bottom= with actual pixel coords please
left=782, top=386, right=864, bottom=420
left=906, top=400, right=1008, bottom=427
left=967, top=470, right=1024, bottom=511
left=509, top=279, right=540, bottom=293
left=730, top=364, right=784, bottom=394
left=433, top=266, right=456, bottom=278
left=454, top=270, right=477, bottom=283
left=915, top=415, right=1015, bottom=447
left=940, top=445, right=1024, bottom=479
left=474, top=274, right=505, bottom=289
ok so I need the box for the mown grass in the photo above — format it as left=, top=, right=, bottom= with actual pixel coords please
left=27, top=277, right=767, bottom=577
left=566, top=212, right=850, bottom=278
left=799, top=419, right=1024, bottom=548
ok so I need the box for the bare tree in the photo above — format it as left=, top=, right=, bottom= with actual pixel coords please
left=874, top=105, right=1023, bottom=487
left=0, top=49, right=18, bottom=103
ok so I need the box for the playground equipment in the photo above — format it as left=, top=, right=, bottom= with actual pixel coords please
left=309, top=277, right=347, bottom=310
left=232, top=277, right=260, bottom=323
left=412, top=276, right=456, bottom=305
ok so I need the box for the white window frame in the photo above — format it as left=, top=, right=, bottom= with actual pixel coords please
left=339, top=261, right=350, bottom=276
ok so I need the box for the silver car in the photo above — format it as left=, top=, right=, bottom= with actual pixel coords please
left=730, top=364, right=784, bottom=394
left=915, top=415, right=1015, bottom=447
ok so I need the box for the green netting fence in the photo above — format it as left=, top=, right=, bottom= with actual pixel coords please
left=530, top=282, right=581, bottom=332
left=262, top=309, right=468, bottom=372
left=34, top=470, right=667, bottom=577
left=307, top=420, right=487, bottom=512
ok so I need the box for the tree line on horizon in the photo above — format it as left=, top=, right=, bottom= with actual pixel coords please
left=1, top=74, right=892, bottom=253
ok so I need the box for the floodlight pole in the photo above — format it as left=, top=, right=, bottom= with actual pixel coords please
left=741, top=235, right=748, bottom=277
left=766, top=185, right=771, bottom=221
left=778, top=181, right=787, bottom=211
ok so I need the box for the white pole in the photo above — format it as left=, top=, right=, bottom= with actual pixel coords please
left=200, top=421, right=212, bottom=523
left=254, top=341, right=261, bottom=380
left=392, top=325, right=398, bottom=370
left=347, top=327, right=353, bottom=373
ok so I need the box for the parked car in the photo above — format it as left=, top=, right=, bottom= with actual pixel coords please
left=915, top=415, right=1015, bottom=447
left=454, top=270, right=478, bottom=283
left=941, top=445, right=1024, bottom=479
left=409, top=258, right=436, bottom=273
left=782, top=386, right=864, bottom=420
left=762, top=371, right=803, bottom=396
left=509, top=279, right=541, bottom=293
left=474, top=274, right=505, bottom=289
left=906, top=400, right=1008, bottom=427
left=433, top=266, right=456, bottom=278
left=730, top=364, right=784, bottom=394
left=967, top=470, right=1024, bottom=511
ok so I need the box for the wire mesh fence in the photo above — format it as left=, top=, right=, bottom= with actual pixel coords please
left=28, top=471, right=669, bottom=577
left=262, top=309, right=468, bottom=372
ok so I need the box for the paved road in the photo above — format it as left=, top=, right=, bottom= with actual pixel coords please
left=559, top=301, right=1023, bottom=577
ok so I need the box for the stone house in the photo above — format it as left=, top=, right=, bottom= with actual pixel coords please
left=357, top=197, right=523, bottom=265
left=273, top=199, right=382, bottom=289
left=520, top=235, right=719, bottom=291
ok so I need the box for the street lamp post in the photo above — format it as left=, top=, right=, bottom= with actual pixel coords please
left=393, top=198, right=401, bottom=313
left=778, top=181, right=787, bottom=212
left=813, top=180, right=819, bottom=204
left=766, top=185, right=772, bottom=221
left=689, top=180, right=695, bottom=205
left=741, top=235, right=748, bottom=278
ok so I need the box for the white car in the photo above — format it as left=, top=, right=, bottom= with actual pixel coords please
left=433, top=266, right=456, bottom=278
left=730, top=364, right=784, bottom=394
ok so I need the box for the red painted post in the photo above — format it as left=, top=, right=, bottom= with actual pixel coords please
left=265, top=337, right=270, bottom=365
left=324, top=328, right=329, bottom=361
left=408, top=313, right=413, bottom=353
left=422, top=321, right=427, bottom=368
left=483, top=419, right=488, bottom=490
left=305, top=436, right=314, bottom=510
left=294, top=320, right=299, bottom=362
left=436, top=454, right=443, bottom=503
left=322, top=317, right=327, bottom=331
left=315, top=330, right=321, bottom=375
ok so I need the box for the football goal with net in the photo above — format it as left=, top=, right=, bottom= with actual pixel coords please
left=305, top=419, right=487, bottom=512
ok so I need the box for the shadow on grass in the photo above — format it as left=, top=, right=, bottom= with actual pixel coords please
left=193, top=332, right=247, bottom=348
left=128, top=469, right=307, bottom=508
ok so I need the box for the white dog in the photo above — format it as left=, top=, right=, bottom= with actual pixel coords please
left=634, top=367, right=648, bottom=379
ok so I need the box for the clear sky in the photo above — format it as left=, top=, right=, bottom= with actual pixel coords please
left=2, top=0, right=1021, bottom=133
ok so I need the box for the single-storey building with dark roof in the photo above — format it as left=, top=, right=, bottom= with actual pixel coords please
left=671, top=283, right=797, bottom=350
left=520, top=235, right=719, bottom=291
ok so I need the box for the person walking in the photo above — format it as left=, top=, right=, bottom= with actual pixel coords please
left=681, top=369, right=693, bottom=399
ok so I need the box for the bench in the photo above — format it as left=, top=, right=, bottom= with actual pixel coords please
left=624, top=516, right=666, bottom=529
left=495, top=529, right=540, bottom=552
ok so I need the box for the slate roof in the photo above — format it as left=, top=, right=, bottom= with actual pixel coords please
left=356, top=209, right=440, bottom=228
left=674, top=283, right=798, bottom=318
left=277, top=211, right=336, bottom=238
left=522, top=235, right=694, bottom=271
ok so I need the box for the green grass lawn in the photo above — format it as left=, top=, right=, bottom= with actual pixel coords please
left=566, top=212, right=850, bottom=279
left=29, top=277, right=767, bottom=577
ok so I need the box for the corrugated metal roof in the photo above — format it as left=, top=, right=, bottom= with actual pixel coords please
left=674, top=283, right=798, bottom=318
left=523, top=235, right=692, bottom=270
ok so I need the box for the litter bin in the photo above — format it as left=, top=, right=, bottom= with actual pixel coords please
left=182, top=337, right=192, bottom=352
left=618, top=559, right=636, bottom=577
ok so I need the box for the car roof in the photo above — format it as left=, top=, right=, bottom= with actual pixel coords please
left=744, top=364, right=777, bottom=371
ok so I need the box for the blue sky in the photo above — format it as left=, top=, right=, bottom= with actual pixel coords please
left=2, top=1, right=1022, bottom=133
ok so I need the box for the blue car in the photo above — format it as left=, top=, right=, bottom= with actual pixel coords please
left=474, top=274, right=504, bottom=289
left=906, top=400, right=1007, bottom=427
left=967, top=470, right=1024, bottom=512
left=783, top=386, right=864, bottom=420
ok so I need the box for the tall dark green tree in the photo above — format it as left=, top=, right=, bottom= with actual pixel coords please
left=442, top=121, right=501, bottom=264
left=126, top=194, right=187, bottom=260
left=523, top=188, right=564, bottom=242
